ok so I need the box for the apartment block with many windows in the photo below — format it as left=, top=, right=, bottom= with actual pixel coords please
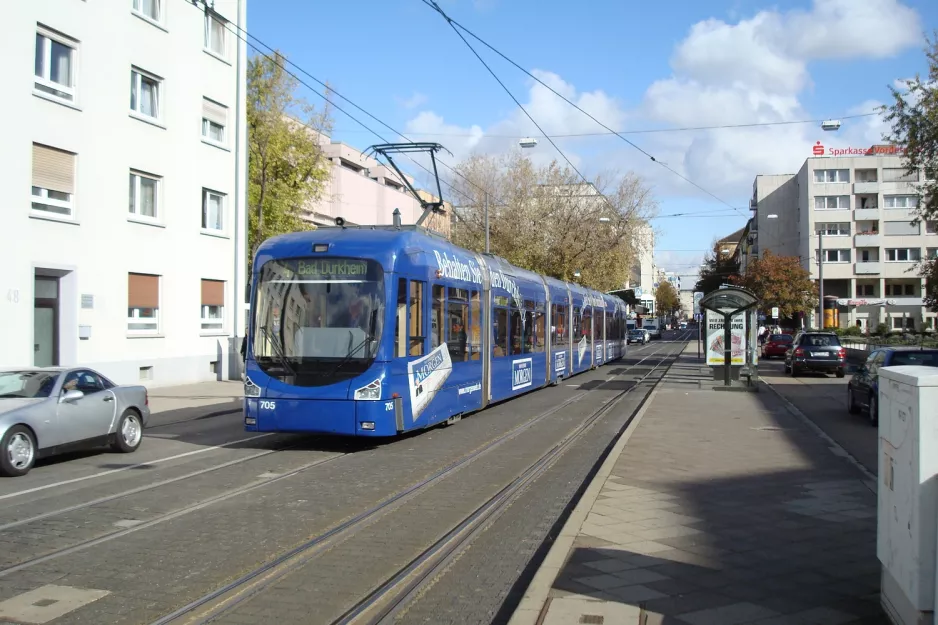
left=752, top=150, right=936, bottom=332
left=1, top=0, right=248, bottom=386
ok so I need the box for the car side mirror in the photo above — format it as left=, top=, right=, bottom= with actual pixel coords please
left=60, top=389, right=84, bottom=403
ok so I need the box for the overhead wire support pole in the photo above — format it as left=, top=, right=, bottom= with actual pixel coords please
left=484, top=193, right=490, bottom=254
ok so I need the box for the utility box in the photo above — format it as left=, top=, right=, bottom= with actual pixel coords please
left=877, top=366, right=938, bottom=625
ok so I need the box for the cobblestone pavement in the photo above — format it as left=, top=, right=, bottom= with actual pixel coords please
left=513, top=345, right=886, bottom=625
left=0, top=339, right=687, bottom=625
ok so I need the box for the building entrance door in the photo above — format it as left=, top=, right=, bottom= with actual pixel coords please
left=34, top=276, right=59, bottom=366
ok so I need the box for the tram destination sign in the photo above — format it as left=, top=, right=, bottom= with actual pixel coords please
left=293, top=258, right=369, bottom=277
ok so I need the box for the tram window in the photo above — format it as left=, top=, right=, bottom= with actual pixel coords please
left=533, top=302, right=546, bottom=354
left=510, top=305, right=523, bottom=355
left=408, top=280, right=426, bottom=357
left=469, top=290, right=481, bottom=361
left=522, top=300, right=535, bottom=354
left=395, top=278, right=407, bottom=358
left=572, top=306, right=581, bottom=341
left=493, top=306, right=508, bottom=357
left=431, top=285, right=444, bottom=349
left=582, top=308, right=592, bottom=340
left=553, top=304, right=567, bottom=349
left=447, top=287, right=468, bottom=362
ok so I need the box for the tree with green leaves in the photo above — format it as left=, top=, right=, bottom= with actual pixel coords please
left=655, top=280, right=680, bottom=317
left=882, top=32, right=938, bottom=312
left=248, top=51, right=332, bottom=264
left=732, top=250, right=817, bottom=320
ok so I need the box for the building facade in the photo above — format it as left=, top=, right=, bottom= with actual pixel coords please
left=751, top=149, right=936, bottom=331
left=1, top=0, right=248, bottom=386
left=303, top=134, right=452, bottom=238
left=627, top=223, right=656, bottom=315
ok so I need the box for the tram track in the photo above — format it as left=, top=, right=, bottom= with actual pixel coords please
left=147, top=337, right=689, bottom=625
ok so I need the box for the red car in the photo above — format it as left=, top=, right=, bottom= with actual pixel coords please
left=762, top=333, right=793, bottom=359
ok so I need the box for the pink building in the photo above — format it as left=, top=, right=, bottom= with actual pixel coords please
left=304, top=133, right=452, bottom=239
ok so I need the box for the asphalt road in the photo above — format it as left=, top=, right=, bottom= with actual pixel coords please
left=0, top=333, right=691, bottom=625
left=758, top=355, right=878, bottom=476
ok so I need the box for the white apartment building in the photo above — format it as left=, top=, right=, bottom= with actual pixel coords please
left=302, top=133, right=452, bottom=238
left=0, top=0, right=248, bottom=386
left=752, top=149, right=936, bottom=331
left=627, top=222, right=656, bottom=315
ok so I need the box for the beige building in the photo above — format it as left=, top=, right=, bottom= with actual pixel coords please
left=751, top=148, right=936, bottom=331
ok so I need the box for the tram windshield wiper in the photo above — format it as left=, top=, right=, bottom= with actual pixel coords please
left=328, top=309, right=378, bottom=379
left=259, top=325, right=297, bottom=378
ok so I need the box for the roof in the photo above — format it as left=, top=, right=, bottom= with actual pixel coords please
left=718, top=226, right=747, bottom=244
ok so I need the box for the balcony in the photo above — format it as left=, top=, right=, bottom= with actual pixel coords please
left=854, top=208, right=880, bottom=221
left=855, top=261, right=881, bottom=275
left=854, top=233, right=880, bottom=246
left=853, top=182, right=879, bottom=194
left=749, top=198, right=757, bottom=210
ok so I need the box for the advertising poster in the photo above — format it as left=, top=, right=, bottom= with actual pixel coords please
left=407, top=343, right=452, bottom=422
left=553, top=351, right=566, bottom=374
left=577, top=336, right=588, bottom=366
left=512, top=358, right=533, bottom=391
left=706, top=310, right=746, bottom=366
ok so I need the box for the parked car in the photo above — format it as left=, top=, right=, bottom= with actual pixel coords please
left=847, top=348, right=938, bottom=426
left=783, top=331, right=846, bottom=378
left=761, top=333, right=793, bottom=359
left=0, top=367, right=150, bottom=477
left=627, top=329, right=648, bottom=345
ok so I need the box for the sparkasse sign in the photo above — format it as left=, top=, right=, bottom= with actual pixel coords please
left=812, top=141, right=907, bottom=157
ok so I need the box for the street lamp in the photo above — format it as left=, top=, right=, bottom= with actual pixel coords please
left=599, top=217, right=611, bottom=223
left=767, top=214, right=778, bottom=219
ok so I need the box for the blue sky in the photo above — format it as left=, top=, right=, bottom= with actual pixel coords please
left=248, top=0, right=937, bottom=283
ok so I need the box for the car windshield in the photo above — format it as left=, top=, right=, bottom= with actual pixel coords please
left=0, top=371, right=60, bottom=399
left=891, top=351, right=938, bottom=367
left=252, top=257, right=385, bottom=385
left=629, top=330, right=642, bottom=336
left=802, top=334, right=840, bottom=347
left=770, top=335, right=792, bottom=342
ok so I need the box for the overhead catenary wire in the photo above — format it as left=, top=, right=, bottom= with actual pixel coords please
left=421, top=0, right=766, bottom=217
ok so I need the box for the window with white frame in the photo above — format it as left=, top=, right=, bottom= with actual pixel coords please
left=928, top=248, right=938, bottom=259
left=34, top=26, right=77, bottom=102
left=31, top=143, right=76, bottom=216
left=815, top=222, right=850, bottom=236
left=202, top=188, right=225, bottom=231
left=201, top=98, right=227, bottom=145
left=814, top=196, right=850, bottom=210
left=128, top=273, right=160, bottom=333
left=813, top=169, right=849, bottom=183
left=892, top=316, right=916, bottom=330
left=885, top=248, right=922, bottom=262
left=204, top=13, right=226, bottom=57
left=129, top=170, right=160, bottom=219
left=882, top=168, right=918, bottom=183
left=132, top=0, right=161, bottom=23
left=884, top=195, right=918, bottom=209
left=820, top=249, right=851, bottom=263
left=130, top=67, right=161, bottom=121
left=201, top=279, right=225, bottom=331
left=927, top=221, right=937, bottom=234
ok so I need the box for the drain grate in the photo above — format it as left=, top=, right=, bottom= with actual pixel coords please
left=580, top=616, right=604, bottom=624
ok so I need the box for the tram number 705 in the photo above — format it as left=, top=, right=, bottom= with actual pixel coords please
left=259, top=400, right=276, bottom=410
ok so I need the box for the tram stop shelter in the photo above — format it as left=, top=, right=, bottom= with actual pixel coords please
left=698, top=285, right=761, bottom=389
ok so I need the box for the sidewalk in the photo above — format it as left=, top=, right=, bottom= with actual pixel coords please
left=510, top=345, right=884, bottom=625
left=146, top=380, right=243, bottom=414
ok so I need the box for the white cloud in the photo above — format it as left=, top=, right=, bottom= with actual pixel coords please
left=401, top=0, right=922, bottom=200
left=397, top=92, right=428, bottom=109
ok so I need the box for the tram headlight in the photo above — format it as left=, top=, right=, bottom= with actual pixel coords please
left=244, top=376, right=261, bottom=397
left=354, top=379, right=382, bottom=401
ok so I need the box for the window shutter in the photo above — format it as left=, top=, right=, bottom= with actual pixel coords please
left=128, top=273, right=159, bottom=308
left=201, top=279, right=225, bottom=306
left=32, top=143, right=76, bottom=194
left=202, top=98, right=227, bottom=126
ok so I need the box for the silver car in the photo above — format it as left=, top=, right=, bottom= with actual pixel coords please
left=0, top=367, right=151, bottom=477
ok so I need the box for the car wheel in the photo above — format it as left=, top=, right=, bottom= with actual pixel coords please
left=836, top=369, right=845, bottom=378
left=1, top=425, right=36, bottom=477
left=847, top=387, right=860, bottom=415
left=111, top=409, right=144, bottom=453
left=869, top=395, right=879, bottom=427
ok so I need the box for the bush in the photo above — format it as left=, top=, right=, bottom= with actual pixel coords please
left=842, top=326, right=862, bottom=337
left=874, top=323, right=889, bottom=336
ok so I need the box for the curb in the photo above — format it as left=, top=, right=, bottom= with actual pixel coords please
left=761, top=380, right=878, bottom=494
left=507, top=381, right=663, bottom=625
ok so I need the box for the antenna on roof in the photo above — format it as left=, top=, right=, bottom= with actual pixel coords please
left=364, top=143, right=453, bottom=227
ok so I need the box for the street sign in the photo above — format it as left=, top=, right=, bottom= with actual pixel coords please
left=771, top=306, right=779, bottom=319
left=693, top=291, right=703, bottom=314
left=634, top=287, right=642, bottom=297
left=758, top=313, right=766, bottom=321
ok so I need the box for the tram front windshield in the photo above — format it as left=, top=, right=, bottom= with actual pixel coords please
left=252, top=257, right=385, bottom=385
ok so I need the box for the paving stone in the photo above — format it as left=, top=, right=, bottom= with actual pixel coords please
left=679, top=601, right=780, bottom=625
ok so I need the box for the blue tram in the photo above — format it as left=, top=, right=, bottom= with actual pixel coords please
left=243, top=225, right=628, bottom=436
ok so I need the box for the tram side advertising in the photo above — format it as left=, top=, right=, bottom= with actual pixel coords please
left=243, top=227, right=629, bottom=437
